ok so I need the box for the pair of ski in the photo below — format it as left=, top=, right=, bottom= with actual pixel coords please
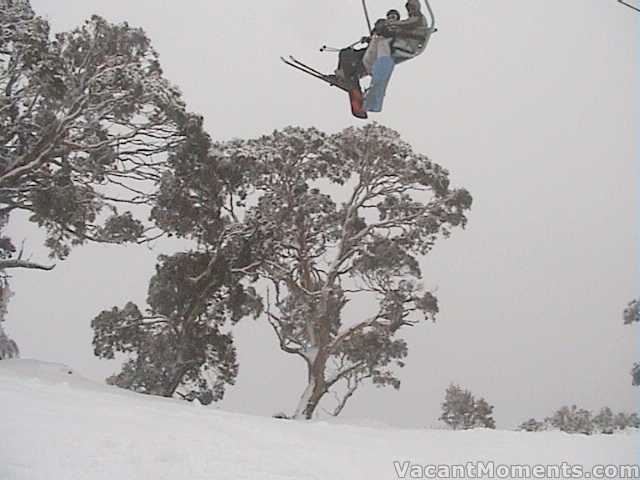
left=281, top=56, right=367, bottom=119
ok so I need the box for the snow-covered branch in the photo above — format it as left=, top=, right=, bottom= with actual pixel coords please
left=0, top=260, right=54, bottom=271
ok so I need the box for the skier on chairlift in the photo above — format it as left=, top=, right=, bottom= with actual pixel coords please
left=351, top=0, right=431, bottom=113
left=281, top=0, right=436, bottom=118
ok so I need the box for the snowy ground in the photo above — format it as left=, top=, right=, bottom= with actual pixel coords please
left=0, top=360, right=638, bottom=480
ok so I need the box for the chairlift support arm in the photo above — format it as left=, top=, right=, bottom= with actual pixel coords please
left=423, top=0, right=436, bottom=29
left=362, top=0, right=373, bottom=34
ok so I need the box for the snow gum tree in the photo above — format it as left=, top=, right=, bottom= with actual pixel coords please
left=0, top=1, right=187, bottom=263
left=233, top=124, right=472, bottom=419
left=0, top=272, right=17, bottom=359
left=624, top=299, right=639, bottom=325
left=0, top=213, right=18, bottom=359
left=91, top=251, right=261, bottom=404
left=96, top=122, right=471, bottom=410
left=473, top=397, right=496, bottom=429
left=439, top=384, right=475, bottom=430
left=1, top=0, right=189, bottom=357
left=518, top=418, right=545, bottom=432
left=92, top=117, right=263, bottom=402
left=439, top=384, right=495, bottom=430
left=623, top=299, right=639, bottom=385
left=546, top=405, right=594, bottom=435
left=593, top=407, right=615, bottom=434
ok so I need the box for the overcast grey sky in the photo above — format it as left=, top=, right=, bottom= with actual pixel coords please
left=7, top=0, right=639, bottom=428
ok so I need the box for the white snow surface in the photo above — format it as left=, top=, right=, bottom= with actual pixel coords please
left=0, top=360, right=638, bottom=480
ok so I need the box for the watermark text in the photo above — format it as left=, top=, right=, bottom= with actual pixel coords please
left=393, top=461, right=640, bottom=479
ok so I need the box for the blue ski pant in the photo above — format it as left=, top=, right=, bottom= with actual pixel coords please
left=364, top=56, right=395, bottom=113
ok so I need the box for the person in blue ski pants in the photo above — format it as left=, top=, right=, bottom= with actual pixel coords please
left=363, top=1, right=430, bottom=112
left=364, top=55, right=395, bottom=112
left=361, top=11, right=400, bottom=112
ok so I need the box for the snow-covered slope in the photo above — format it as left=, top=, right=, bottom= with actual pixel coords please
left=0, top=360, right=637, bottom=480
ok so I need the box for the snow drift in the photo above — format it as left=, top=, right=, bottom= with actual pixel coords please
left=0, top=360, right=637, bottom=480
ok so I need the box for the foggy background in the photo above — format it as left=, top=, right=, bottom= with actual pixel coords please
left=6, top=0, right=638, bottom=428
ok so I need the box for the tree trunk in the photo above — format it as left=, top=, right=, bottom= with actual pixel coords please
left=293, top=255, right=335, bottom=420
left=293, top=350, right=329, bottom=419
left=160, top=363, right=189, bottom=399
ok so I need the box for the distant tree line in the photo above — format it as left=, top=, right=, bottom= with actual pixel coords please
left=519, top=406, right=640, bottom=435
left=437, top=385, right=639, bottom=435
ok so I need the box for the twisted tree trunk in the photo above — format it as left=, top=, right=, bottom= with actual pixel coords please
left=293, top=348, right=329, bottom=419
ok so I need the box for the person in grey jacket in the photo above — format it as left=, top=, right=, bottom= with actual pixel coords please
left=386, top=0, right=430, bottom=63
left=330, top=3, right=429, bottom=113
